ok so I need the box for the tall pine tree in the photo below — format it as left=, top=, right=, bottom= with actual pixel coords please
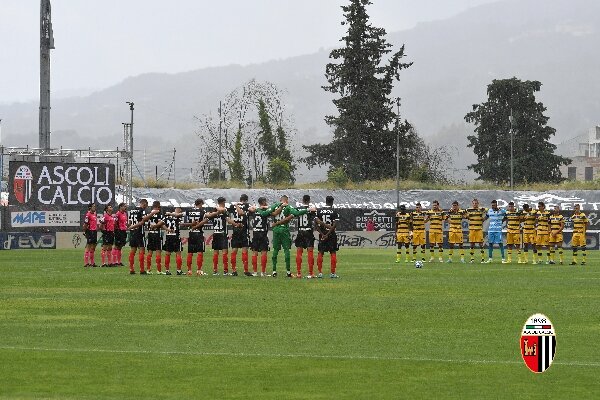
left=258, top=99, right=277, bottom=161
left=257, top=99, right=295, bottom=184
left=228, top=127, right=245, bottom=182
left=303, top=0, right=412, bottom=181
left=465, top=78, right=570, bottom=184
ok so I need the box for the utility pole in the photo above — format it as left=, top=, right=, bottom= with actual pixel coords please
left=509, top=108, right=514, bottom=190
left=173, top=148, right=176, bottom=187
left=126, top=102, right=134, bottom=204
left=218, top=101, right=222, bottom=181
left=39, top=0, right=55, bottom=150
left=395, top=97, right=401, bottom=209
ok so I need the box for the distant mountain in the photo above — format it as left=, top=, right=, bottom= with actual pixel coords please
left=1, top=0, right=598, bottom=182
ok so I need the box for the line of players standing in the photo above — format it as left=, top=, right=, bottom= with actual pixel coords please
left=82, top=194, right=341, bottom=278
left=395, top=198, right=590, bottom=265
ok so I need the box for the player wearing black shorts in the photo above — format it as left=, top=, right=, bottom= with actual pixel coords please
left=152, top=207, right=184, bottom=275
left=294, top=194, right=316, bottom=278
left=83, top=203, right=98, bottom=267
left=230, top=194, right=252, bottom=276
left=113, top=203, right=128, bottom=267
left=127, top=199, right=149, bottom=274
left=248, top=197, right=277, bottom=277
left=144, top=201, right=164, bottom=274
left=129, top=200, right=161, bottom=274
left=185, top=199, right=209, bottom=276
left=315, top=196, right=340, bottom=278
left=99, top=205, right=115, bottom=267
left=206, top=197, right=240, bottom=276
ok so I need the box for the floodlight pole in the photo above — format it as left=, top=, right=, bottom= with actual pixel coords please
left=39, top=0, right=55, bottom=150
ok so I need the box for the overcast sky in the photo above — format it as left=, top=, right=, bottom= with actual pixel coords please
left=0, top=0, right=497, bottom=104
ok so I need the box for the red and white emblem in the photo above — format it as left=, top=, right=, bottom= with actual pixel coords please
left=13, top=165, right=33, bottom=204
left=520, top=313, right=556, bottom=373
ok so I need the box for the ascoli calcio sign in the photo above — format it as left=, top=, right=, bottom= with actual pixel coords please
left=9, top=162, right=115, bottom=209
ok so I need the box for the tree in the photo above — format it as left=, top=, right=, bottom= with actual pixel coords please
left=257, top=99, right=277, bottom=161
left=228, top=128, right=245, bottom=182
left=465, top=78, right=570, bottom=184
left=303, top=0, right=412, bottom=181
left=194, top=80, right=297, bottom=186
left=256, top=98, right=295, bottom=184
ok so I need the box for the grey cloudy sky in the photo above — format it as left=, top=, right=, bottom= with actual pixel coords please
left=0, top=0, right=496, bottom=103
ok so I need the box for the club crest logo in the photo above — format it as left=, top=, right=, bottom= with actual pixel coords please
left=13, top=165, right=33, bottom=204
left=72, top=234, right=82, bottom=249
left=520, top=313, right=556, bottom=373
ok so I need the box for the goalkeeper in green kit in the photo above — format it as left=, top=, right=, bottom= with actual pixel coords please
left=270, top=195, right=314, bottom=278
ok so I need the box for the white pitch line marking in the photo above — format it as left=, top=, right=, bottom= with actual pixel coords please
left=0, top=345, right=598, bottom=367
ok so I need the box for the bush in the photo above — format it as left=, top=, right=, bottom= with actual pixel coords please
left=266, top=158, right=294, bottom=185
left=327, top=167, right=349, bottom=188
left=208, top=169, right=227, bottom=185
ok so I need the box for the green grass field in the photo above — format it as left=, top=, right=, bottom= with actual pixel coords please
left=0, top=248, right=599, bottom=399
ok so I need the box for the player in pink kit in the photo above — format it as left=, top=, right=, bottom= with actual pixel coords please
left=99, top=205, right=115, bottom=267
left=113, top=203, right=128, bottom=266
left=83, top=203, right=98, bottom=267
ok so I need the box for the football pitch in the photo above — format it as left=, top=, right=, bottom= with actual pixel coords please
left=0, top=248, right=598, bottom=399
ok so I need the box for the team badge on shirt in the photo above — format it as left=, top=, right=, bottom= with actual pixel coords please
left=520, top=313, right=556, bottom=373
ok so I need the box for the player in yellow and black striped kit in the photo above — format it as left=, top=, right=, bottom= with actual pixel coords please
left=465, top=199, right=487, bottom=263
left=411, top=203, right=428, bottom=262
left=427, top=200, right=445, bottom=262
left=535, top=202, right=552, bottom=264
left=503, top=202, right=522, bottom=263
left=395, top=205, right=412, bottom=263
left=446, top=201, right=466, bottom=263
left=548, top=205, right=565, bottom=264
left=570, top=204, right=589, bottom=265
left=521, top=204, right=537, bottom=263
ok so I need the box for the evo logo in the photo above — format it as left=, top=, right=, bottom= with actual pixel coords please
left=2, top=233, right=56, bottom=250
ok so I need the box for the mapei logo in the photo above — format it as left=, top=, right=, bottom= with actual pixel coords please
left=364, top=210, right=387, bottom=217
left=520, top=313, right=556, bottom=373
left=514, top=193, right=585, bottom=204
left=12, top=211, right=46, bottom=225
left=13, top=165, right=33, bottom=204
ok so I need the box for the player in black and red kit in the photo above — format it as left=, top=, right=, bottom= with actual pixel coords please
left=295, top=194, right=316, bottom=278
left=127, top=199, right=149, bottom=274
left=248, top=197, right=276, bottom=276
left=207, top=197, right=240, bottom=276
left=152, top=207, right=184, bottom=275
left=185, top=199, right=210, bottom=276
left=230, top=194, right=252, bottom=276
left=143, top=201, right=164, bottom=274
left=315, top=195, right=340, bottom=278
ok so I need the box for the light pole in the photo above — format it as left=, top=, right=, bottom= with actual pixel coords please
left=126, top=102, right=134, bottom=205
left=509, top=108, right=514, bottom=190
left=395, top=97, right=401, bottom=209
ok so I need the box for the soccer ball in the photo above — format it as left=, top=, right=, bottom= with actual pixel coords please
left=415, top=260, right=423, bottom=269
